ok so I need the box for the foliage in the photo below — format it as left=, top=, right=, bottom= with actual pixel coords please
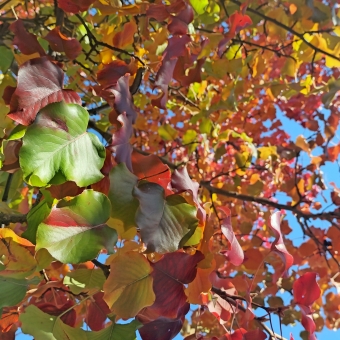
left=0, top=0, right=339, bottom=339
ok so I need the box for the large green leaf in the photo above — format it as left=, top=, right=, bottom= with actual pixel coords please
left=19, top=101, right=106, bottom=187
left=36, top=190, right=117, bottom=263
left=133, top=182, right=199, bottom=253
left=63, top=268, right=106, bottom=294
left=20, top=305, right=140, bottom=340
left=0, top=276, right=40, bottom=309
left=108, top=163, right=139, bottom=231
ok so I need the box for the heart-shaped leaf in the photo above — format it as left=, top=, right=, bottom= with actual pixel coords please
left=36, top=190, right=117, bottom=264
left=19, top=101, right=106, bottom=187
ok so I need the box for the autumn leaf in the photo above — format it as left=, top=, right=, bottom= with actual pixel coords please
left=141, top=251, right=204, bottom=319
left=7, top=57, right=81, bottom=126
left=293, top=272, right=321, bottom=340
left=9, top=19, right=45, bottom=56
left=36, top=190, right=117, bottom=263
left=44, top=27, right=82, bottom=60
left=134, top=182, right=199, bottom=253
left=103, top=251, right=155, bottom=319
left=269, top=211, right=294, bottom=278
left=19, top=101, right=106, bottom=187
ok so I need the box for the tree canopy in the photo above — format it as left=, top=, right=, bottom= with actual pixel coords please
left=0, top=0, right=340, bottom=339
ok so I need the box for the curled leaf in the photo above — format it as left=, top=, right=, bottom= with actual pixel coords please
left=269, top=212, right=294, bottom=277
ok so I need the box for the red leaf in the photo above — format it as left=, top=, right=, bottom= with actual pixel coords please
left=172, top=166, right=206, bottom=225
left=293, top=272, right=321, bottom=307
left=146, top=4, right=170, bottom=21
left=3, top=86, right=16, bottom=106
left=91, top=149, right=114, bottom=195
left=141, top=251, right=204, bottom=320
left=57, top=0, right=96, bottom=13
left=269, top=212, right=294, bottom=277
left=152, top=35, right=190, bottom=109
left=9, top=19, right=45, bottom=56
left=208, top=294, right=233, bottom=323
left=85, top=292, right=110, bottom=331
left=35, top=300, right=76, bottom=327
left=218, top=11, right=252, bottom=57
left=131, top=151, right=172, bottom=195
left=226, top=329, right=266, bottom=340
left=44, top=27, right=82, bottom=60
left=293, top=272, right=321, bottom=340
left=225, top=328, right=247, bottom=340
left=7, top=57, right=81, bottom=126
left=217, top=207, right=244, bottom=266
left=46, top=181, right=83, bottom=199
left=299, top=305, right=317, bottom=340
left=97, top=60, right=130, bottom=90
left=0, top=309, right=19, bottom=332
left=328, top=144, right=340, bottom=162
left=138, top=302, right=189, bottom=340
left=168, top=3, right=194, bottom=35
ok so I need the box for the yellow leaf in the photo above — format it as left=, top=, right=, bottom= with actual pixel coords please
left=14, top=52, right=40, bottom=66
left=0, top=227, right=33, bottom=247
left=296, top=135, right=310, bottom=154
left=184, top=226, right=204, bottom=247
left=258, top=146, right=277, bottom=160
left=103, top=252, right=155, bottom=318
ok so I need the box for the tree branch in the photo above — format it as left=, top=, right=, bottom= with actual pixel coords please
left=0, top=212, right=27, bottom=225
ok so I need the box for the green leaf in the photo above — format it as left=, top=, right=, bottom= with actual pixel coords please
left=7, top=125, right=27, bottom=141
left=36, top=190, right=117, bottom=264
left=64, top=268, right=106, bottom=294
left=19, top=101, right=106, bottom=187
left=158, top=124, right=178, bottom=141
left=0, top=47, right=13, bottom=73
left=108, top=163, right=139, bottom=231
left=0, top=276, right=40, bottom=309
left=23, top=190, right=53, bottom=244
left=133, top=182, right=198, bottom=253
left=20, top=305, right=140, bottom=340
left=199, top=117, right=212, bottom=134
left=190, top=0, right=209, bottom=15
left=183, top=129, right=197, bottom=144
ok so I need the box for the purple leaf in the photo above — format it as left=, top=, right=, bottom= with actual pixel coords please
left=8, top=57, right=81, bottom=126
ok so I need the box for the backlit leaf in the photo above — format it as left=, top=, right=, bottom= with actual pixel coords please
left=20, top=101, right=106, bottom=187
left=103, top=251, right=155, bottom=319
left=36, top=190, right=117, bottom=263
